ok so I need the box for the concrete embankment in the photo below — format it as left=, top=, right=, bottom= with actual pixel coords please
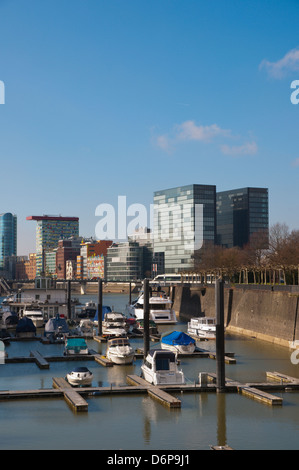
left=172, top=284, right=299, bottom=348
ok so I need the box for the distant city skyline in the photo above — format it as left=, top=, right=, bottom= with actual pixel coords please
left=0, top=1, right=298, bottom=255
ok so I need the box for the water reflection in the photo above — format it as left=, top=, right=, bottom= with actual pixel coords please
left=216, top=392, right=227, bottom=447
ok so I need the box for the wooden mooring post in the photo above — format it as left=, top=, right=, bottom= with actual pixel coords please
left=67, top=280, right=71, bottom=320
left=98, top=278, right=103, bottom=337
left=216, top=279, right=225, bottom=392
left=143, top=278, right=150, bottom=360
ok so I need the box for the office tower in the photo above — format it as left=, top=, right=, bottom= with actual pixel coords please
left=216, top=187, right=269, bottom=248
left=0, top=213, right=17, bottom=270
left=106, top=241, right=143, bottom=281
left=153, top=184, right=216, bottom=273
left=27, top=215, right=79, bottom=276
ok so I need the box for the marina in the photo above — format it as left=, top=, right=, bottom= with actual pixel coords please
left=1, top=290, right=299, bottom=450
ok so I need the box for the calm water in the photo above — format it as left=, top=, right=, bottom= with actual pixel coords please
left=1, top=292, right=299, bottom=450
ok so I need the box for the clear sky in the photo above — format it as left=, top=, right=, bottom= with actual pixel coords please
left=0, top=0, right=299, bottom=255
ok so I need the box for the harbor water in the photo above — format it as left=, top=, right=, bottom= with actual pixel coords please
left=1, top=292, right=299, bottom=450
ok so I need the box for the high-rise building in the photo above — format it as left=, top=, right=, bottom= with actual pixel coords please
left=106, top=242, right=143, bottom=281
left=153, top=184, right=216, bottom=273
left=27, top=215, right=79, bottom=276
left=0, top=213, right=17, bottom=270
left=216, top=187, right=269, bottom=248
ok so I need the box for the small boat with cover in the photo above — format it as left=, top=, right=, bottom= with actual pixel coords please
left=64, top=337, right=89, bottom=355
left=161, top=331, right=196, bottom=354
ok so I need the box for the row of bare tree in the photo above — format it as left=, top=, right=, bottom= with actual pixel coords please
left=191, top=223, right=299, bottom=285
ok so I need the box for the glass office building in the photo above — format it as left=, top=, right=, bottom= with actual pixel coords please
left=216, top=187, right=269, bottom=248
left=0, top=213, right=17, bottom=270
left=153, top=184, right=216, bottom=273
left=106, top=242, right=143, bottom=281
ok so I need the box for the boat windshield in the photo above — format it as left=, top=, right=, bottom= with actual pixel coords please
left=109, top=339, right=130, bottom=347
left=156, top=358, right=170, bottom=371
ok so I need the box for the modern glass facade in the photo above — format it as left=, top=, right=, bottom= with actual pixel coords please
left=0, top=213, right=17, bottom=270
left=153, top=184, right=216, bottom=273
left=216, top=187, right=269, bottom=248
left=106, top=242, right=143, bottom=281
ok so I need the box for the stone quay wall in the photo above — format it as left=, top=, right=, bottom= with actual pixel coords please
left=172, top=284, right=299, bottom=348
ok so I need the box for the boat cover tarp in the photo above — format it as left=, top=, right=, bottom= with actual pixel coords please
left=161, top=331, right=195, bottom=346
left=93, top=305, right=112, bottom=322
left=44, top=314, right=69, bottom=335
left=2, top=311, right=18, bottom=325
left=16, top=317, right=36, bottom=333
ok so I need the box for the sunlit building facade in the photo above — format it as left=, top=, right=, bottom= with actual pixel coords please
left=0, top=213, right=17, bottom=270
left=153, top=184, right=217, bottom=273
left=27, top=215, right=79, bottom=276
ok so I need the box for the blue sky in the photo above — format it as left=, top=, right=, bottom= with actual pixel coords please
left=0, top=0, right=299, bottom=254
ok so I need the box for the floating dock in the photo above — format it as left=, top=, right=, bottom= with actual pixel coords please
left=52, top=377, right=89, bottom=412
left=30, top=350, right=50, bottom=369
left=126, top=374, right=181, bottom=408
left=0, top=371, right=298, bottom=413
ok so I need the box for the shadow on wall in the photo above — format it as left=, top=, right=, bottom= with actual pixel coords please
left=176, top=286, right=206, bottom=322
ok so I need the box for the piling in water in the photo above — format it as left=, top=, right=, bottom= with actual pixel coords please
left=216, top=279, right=225, bottom=392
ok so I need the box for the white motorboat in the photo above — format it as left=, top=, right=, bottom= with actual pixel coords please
left=66, top=367, right=93, bottom=386
left=161, top=331, right=196, bottom=354
left=78, top=319, right=95, bottom=338
left=106, top=337, right=135, bottom=365
left=102, top=312, right=128, bottom=337
left=22, top=307, right=44, bottom=328
left=128, top=289, right=177, bottom=324
left=141, top=349, right=185, bottom=385
left=187, top=317, right=218, bottom=340
left=64, top=337, right=89, bottom=355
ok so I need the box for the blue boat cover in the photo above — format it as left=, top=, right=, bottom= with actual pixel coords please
left=16, top=316, right=36, bottom=333
left=93, top=305, right=112, bottom=322
left=162, top=331, right=195, bottom=346
left=44, top=314, right=69, bottom=334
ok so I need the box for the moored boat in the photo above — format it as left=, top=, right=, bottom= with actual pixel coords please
left=78, top=319, right=95, bottom=338
left=66, top=367, right=93, bottom=386
left=102, top=312, right=128, bottom=337
left=22, top=307, right=44, bottom=328
left=44, top=314, right=70, bottom=343
left=16, top=316, right=36, bottom=338
left=128, top=289, right=177, bottom=324
left=132, top=319, right=159, bottom=336
left=141, top=349, right=185, bottom=385
left=161, top=331, right=196, bottom=354
left=106, top=337, right=135, bottom=365
left=1, top=311, right=18, bottom=329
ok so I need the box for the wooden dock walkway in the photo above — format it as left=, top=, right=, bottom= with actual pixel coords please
left=52, top=377, right=89, bottom=412
left=0, top=370, right=298, bottom=412
left=207, top=372, right=284, bottom=406
left=4, top=345, right=236, bottom=369
left=88, top=348, right=113, bottom=367
left=30, top=350, right=50, bottom=369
